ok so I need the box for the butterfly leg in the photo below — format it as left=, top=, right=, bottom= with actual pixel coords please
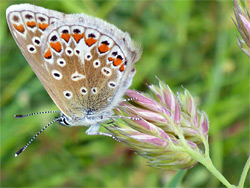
left=123, top=97, right=137, bottom=102
left=86, top=124, right=119, bottom=141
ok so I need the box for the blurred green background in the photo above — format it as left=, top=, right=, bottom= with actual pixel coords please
left=1, top=0, right=249, bottom=187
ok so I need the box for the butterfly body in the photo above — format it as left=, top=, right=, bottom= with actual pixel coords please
left=7, top=4, right=141, bottom=135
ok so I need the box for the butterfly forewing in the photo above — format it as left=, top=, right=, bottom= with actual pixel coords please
left=6, top=4, right=66, bottom=106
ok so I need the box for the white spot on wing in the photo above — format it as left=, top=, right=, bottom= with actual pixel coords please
left=57, top=58, right=66, bottom=67
left=32, top=36, right=41, bottom=46
left=91, top=87, right=97, bottom=94
left=101, top=67, right=112, bottom=76
left=71, top=71, right=85, bottom=81
left=74, top=48, right=81, bottom=56
left=9, top=12, right=27, bottom=37
left=63, top=91, right=73, bottom=99
left=108, top=81, right=116, bottom=88
left=93, top=59, right=101, bottom=68
left=80, top=87, right=88, bottom=95
left=98, top=35, right=114, bottom=55
left=85, top=53, right=92, bottom=60
left=52, top=70, right=62, bottom=80
left=27, top=44, right=36, bottom=54
left=21, top=11, right=36, bottom=32
left=36, top=13, right=49, bottom=33
left=58, top=26, right=71, bottom=45
left=71, top=26, right=84, bottom=34
left=65, top=47, right=73, bottom=56
left=85, top=29, right=100, bottom=40
left=50, top=18, right=59, bottom=24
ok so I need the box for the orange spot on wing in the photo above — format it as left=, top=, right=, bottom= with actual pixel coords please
left=61, top=33, right=70, bottom=42
left=119, top=64, right=125, bottom=72
left=13, top=24, right=25, bottom=33
left=72, top=33, right=84, bottom=43
left=109, top=57, right=123, bottom=66
left=108, top=57, right=115, bottom=62
left=44, top=48, right=52, bottom=59
left=38, top=23, right=48, bottom=31
left=50, top=41, right=62, bottom=53
left=85, top=38, right=97, bottom=46
left=98, top=44, right=110, bottom=53
left=113, top=58, right=123, bottom=66
left=26, top=21, right=36, bottom=28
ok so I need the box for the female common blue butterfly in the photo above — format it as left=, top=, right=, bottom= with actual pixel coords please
left=6, top=4, right=141, bottom=156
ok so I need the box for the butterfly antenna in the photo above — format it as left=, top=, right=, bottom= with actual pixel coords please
left=109, top=115, right=141, bottom=121
left=15, top=117, right=61, bottom=157
left=14, top=111, right=60, bottom=118
left=123, top=97, right=137, bottom=102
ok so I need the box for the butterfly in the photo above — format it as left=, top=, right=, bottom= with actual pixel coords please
left=6, top=4, right=141, bottom=156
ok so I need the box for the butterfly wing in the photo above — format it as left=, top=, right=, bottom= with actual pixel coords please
left=7, top=4, right=141, bottom=121
left=6, top=4, right=67, bottom=112
left=41, top=18, right=141, bottom=120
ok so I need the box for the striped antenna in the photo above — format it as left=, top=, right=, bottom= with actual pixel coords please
left=15, top=117, right=61, bottom=157
left=14, top=111, right=60, bottom=118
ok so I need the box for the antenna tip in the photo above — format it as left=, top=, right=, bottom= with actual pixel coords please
left=14, top=114, right=25, bottom=118
left=15, top=147, right=25, bottom=157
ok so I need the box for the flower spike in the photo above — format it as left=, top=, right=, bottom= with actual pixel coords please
left=106, top=79, right=209, bottom=170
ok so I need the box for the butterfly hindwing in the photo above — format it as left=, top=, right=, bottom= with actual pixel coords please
left=41, top=19, right=141, bottom=119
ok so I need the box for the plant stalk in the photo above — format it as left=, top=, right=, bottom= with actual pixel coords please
left=238, top=156, right=250, bottom=188
left=172, top=122, right=234, bottom=188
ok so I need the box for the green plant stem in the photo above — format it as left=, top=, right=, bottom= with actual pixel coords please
left=172, top=124, right=234, bottom=188
left=238, top=156, right=250, bottom=188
